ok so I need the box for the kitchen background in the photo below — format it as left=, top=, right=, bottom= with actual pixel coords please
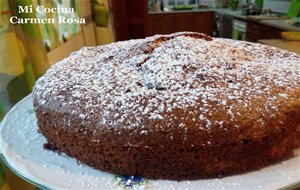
left=0, top=0, right=299, bottom=189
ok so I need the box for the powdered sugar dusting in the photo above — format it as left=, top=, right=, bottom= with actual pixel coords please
left=32, top=32, right=300, bottom=140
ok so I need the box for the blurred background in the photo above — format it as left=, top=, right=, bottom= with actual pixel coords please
left=0, top=0, right=299, bottom=189
left=0, top=0, right=112, bottom=189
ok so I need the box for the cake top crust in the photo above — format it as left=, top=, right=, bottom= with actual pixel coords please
left=33, top=32, right=300, bottom=141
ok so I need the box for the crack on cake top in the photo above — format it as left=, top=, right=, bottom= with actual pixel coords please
left=141, top=33, right=212, bottom=55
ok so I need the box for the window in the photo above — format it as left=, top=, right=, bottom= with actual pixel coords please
left=176, top=0, right=185, bottom=5
left=165, top=0, right=198, bottom=7
left=167, top=0, right=175, bottom=6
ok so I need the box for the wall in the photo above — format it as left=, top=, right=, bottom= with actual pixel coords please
left=263, top=0, right=291, bottom=13
left=238, top=0, right=291, bottom=13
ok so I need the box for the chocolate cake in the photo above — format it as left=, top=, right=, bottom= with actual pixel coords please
left=32, top=32, right=300, bottom=180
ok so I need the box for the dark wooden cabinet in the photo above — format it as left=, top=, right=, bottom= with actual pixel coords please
left=220, top=14, right=233, bottom=38
left=110, top=1, right=286, bottom=43
left=150, top=12, right=214, bottom=36
left=246, top=20, right=284, bottom=42
left=190, top=12, right=214, bottom=34
left=176, top=13, right=193, bottom=32
left=110, top=0, right=214, bottom=41
left=110, top=0, right=150, bottom=41
left=151, top=14, right=176, bottom=34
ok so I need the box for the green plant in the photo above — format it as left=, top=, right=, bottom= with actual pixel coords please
left=229, top=0, right=239, bottom=10
left=91, top=0, right=109, bottom=27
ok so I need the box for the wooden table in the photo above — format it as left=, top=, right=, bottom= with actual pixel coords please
left=258, top=39, right=300, bottom=55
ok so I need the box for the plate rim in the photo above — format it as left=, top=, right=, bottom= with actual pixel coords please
left=0, top=152, right=53, bottom=190
left=0, top=95, right=54, bottom=190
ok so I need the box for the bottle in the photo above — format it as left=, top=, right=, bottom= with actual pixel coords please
left=160, top=0, right=164, bottom=11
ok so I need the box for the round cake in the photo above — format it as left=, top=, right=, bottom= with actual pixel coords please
left=33, top=32, right=300, bottom=180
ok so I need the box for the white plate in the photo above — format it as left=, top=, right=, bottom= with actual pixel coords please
left=0, top=95, right=299, bottom=190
